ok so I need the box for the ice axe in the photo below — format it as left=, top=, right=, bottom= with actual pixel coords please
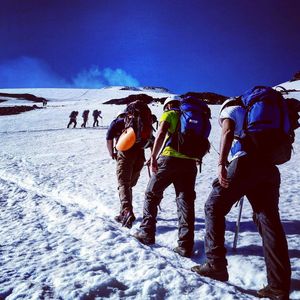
left=146, top=164, right=162, bottom=211
left=232, top=196, right=244, bottom=251
left=147, top=164, right=151, bottom=178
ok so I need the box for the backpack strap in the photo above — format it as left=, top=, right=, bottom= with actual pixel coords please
left=160, top=109, right=181, bottom=154
left=220, top=97, right=243, bottom=118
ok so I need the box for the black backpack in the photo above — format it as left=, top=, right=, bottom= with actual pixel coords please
left=70, top=111, right=77, bottom=118
left=123, top=100, right=154, bottom=148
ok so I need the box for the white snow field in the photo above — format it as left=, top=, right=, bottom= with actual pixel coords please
left=0, top=84, right=299, bottom=300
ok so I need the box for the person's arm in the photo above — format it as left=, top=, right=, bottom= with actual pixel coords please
left=218, top=118, right=235, bottom=188
left=106, top=139, right=116, bottom=160
left=106, top=119, right=120, bottom=160
left=150, top=121, right=170, bottom=173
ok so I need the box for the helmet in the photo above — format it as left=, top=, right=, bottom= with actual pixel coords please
left=163, top=95, right=181, bottom=110
left=220, top=97, right=242, bottom=112
left=116, top=109, right=126, bottom=118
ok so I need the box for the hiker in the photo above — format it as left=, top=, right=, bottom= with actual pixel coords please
left=81, top=110, right=89, bottom=128
left=191, top=88, right=292, bottom=300
left=93, top=109, right=102, bottom=127
left=67, top=111, right=78, bottom=128
left=42, top=99, right=47, bottom=107
left=133, top=95, right=209, bottom=258
left=106, top=101, right=153, bottom=229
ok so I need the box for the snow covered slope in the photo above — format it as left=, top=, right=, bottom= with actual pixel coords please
left=0, top=83, right=299, bottom=299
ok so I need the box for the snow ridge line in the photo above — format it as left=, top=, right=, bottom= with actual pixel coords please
left=0, top=170, right=111, bottom=218
left=0, top=126, right=109, bottom=135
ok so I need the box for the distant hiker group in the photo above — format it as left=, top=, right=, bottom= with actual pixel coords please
left=105, top=86, right=300, bottom=300
left=67, top=109, right=102, bottom=128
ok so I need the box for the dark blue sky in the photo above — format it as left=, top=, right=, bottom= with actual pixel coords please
left=0, top=0, right=300, bottom=96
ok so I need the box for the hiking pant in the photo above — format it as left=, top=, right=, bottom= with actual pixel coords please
left=81, top=118, right=88, bottom=128
left=204, top=155, right=291, bottom=292
left=93, top=118, right=99, bottom=127
left=140, top=156, right=197, bottom=251
left=116, top=147, right=145, bottom=213
left=67, top=119, right=77, bottom=128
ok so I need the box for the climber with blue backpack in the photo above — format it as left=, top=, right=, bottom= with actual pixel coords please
left=133, top=95, right=211, bottom=258
left=191, top=86, right=300, bottom=300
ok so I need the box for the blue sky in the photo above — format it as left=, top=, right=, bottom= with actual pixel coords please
left=0, top=0, right=300, bottom=96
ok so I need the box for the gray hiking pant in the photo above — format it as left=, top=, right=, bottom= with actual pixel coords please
left=116, top=147, right=145, bottom=213
left=139, top=156, right=197, bottom=251
left=204, top=155, right=291, bottom=291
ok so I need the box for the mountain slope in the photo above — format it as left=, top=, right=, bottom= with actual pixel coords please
left=0, top=82, right=299, bottom=299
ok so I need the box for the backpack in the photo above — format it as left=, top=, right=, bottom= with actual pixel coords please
left=82, top=110, right=89, bottom=118
left=93, top=109, right=98, bottom=117
left=240, top=86, right=294, bottom=165
left=70, top=111, right=77, bottom=118
left=123, top=100, right=153, bottom=148
left=167, top=96, right=211, bottom=159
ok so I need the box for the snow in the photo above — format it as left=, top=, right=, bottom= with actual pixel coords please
left=0, top=85, right=299, bottom=299
left=0, top=87, right=172, bottom=103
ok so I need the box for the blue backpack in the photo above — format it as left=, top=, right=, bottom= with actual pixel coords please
left=167, top=96, right=211, bottom=159
left=240, top=86, right=293, bottom=165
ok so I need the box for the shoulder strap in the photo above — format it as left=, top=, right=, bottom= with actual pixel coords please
left=161, top=109, right=181, bottom=153
left=220, top=97, right=243, bottom=114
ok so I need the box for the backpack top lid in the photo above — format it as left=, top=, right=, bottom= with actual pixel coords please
left=124, top=100, right=153, bottom=145
left=125, top=100, right=152, bottom=120
left=180, top=95, right=211, bottom=119
left=240, top=85, right=291, bottom=133
left=241, top=86, right=282, bottom=108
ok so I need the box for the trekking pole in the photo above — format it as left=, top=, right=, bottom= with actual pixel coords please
left=146, top=164, right=162, bottom=211
left=147, top=164, right=151, bottom=178
left=232, top=197, right=244, bottom=251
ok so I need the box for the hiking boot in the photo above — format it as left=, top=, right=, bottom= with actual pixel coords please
left=132, top=231, right=155, bottom=245
left=114, top=214, right=123, bottom=223
left=257, top=285, right=289, bottom=300
left=115, top=209, right=136, bottom=228
left=122, top=210, right=136, bottom=229
left=191, top=261, right=229, bottom=282
left=173, top=246, right=192, bottom=258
